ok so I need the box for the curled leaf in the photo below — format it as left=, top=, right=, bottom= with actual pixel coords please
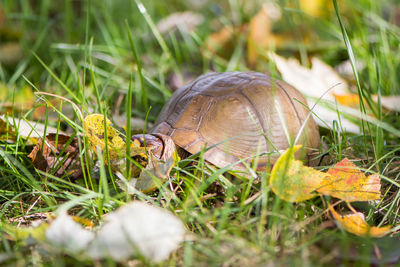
left=28, top=134, right=83, bottom=179
left=9, top=201, right=185, bottom=262
left=88, top=201, right=185, bottom=262
left=46, top=213, right=95, bottom=253
left=330, top=206, right=391, bottom=238
left=133, top=151, right=177, bottom=193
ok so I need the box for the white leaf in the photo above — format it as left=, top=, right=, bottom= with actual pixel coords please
left=45, top=213, right=95, bottom=253
left=372, top=95, right=400, bottom=112
left=88, top=201, right=185, bottom=262
left=269, top=53, right=361, bottom=133
left=0, top=115, right=64, bottom=141
left=310, top=57, right=349, bottom=96
left=157, top=11, right=203, bottom=34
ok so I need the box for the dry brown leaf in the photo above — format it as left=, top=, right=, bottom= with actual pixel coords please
left=247, top=3, right=281, bottom=67
left=204, top=25, right=247, bottom=59
left=28, top=134, right=83, bottom=179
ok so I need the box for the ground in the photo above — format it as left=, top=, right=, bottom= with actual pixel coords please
left=0, top=0, right=399, bottom=265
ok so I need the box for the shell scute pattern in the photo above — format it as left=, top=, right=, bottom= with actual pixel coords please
left=152, top=71, right=319, bottom=170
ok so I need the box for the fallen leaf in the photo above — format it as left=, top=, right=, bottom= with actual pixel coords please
left=310, top=57, right=350, bottom=96
left=0, top=85, right=34, bottom=113
left=84, top=114, right=128, bottom=161
left=7, top=201, right=185, bottom=262
left=371, top=95, right=400, bottom=112
left=4, top=221, right=49, bottom=244
left=333, top=93, right=400, bottom=112
left=0, top=42, right=22, bottom=65
left=83, top=114, right=147, bottom=176
left=0, top=115, right=64, bottom=144
left=88, top=201, right=185, bottom=262
left=318, top=159, right=381, bottom=202
left=332, top=93, right=361, bottom=108
left=247, top=3, right=281, bottom=67
left=299, top=0, right=327, bottom=18
left=46, top=212, right=95, bottom=253
left=119, top=151, right=177, bottom=193
left=269, top=53, right=362, bottom=133
left=157, top=11, right=203, bottom=34
left=84, top=114, right=175, bottom=193
left=204, top=25, right=247, bottom=59
left=330, top=206, right=391, bottom=237
left=270, top=147, right=382, bottom=202
left=28, top=133, right=83, bottom=179
left=269, top=145, right=327, bottom=202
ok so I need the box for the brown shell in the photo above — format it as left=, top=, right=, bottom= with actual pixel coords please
left=151, top=71, right=319, bottom=171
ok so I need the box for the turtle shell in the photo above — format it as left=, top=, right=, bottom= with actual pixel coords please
left=151, top=71, right=319, bottom=171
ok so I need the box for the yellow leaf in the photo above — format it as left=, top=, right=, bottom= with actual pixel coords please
left=270, top=145, right=326, bottom=202
left=4, top=222, right=49, bottom=243
left=84, top=114, right=176, bottom=193
left=84, top=114, right=126, bottom=159
left=333, top=93, right=400, bottom=112
left=270, top=148, right=381, bottom=203
left=330, top=206, right=391, bottom=237
left=318, top=158, right=381, bottom=202
left=299, top=0, right=327, bottom=18
left=333, top=93, right=360, bottom=108
left=15, top=85, right=34, bottom=109
left=0, top=83, right=7, bottom=100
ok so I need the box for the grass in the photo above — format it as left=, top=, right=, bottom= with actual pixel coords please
left=1, top=0, right=400, bottom=265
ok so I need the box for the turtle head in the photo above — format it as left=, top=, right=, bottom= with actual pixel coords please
left=131, top=133, right=176, bottom=161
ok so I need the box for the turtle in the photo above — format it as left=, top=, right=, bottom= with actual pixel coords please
left=132, top=71, right=320, bottom=172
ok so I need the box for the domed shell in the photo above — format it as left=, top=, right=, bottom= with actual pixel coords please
left=151, top=71, right=319, bottom=171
